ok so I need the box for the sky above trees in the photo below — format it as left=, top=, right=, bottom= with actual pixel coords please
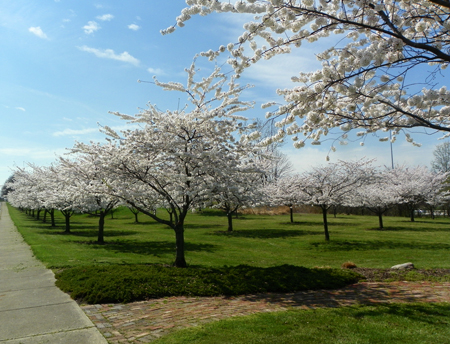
left=0, top=0, right=443, bottom=185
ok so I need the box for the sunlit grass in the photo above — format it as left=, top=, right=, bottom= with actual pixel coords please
left=8, top=204, right=450, bottom=269
left=153, top=303, right=450, bottom=344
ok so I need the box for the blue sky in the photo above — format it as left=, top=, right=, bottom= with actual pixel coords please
left=0, top=1, right=443, bottom=185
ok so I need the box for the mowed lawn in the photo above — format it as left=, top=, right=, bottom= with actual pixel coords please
left=7, top=204, right=450, bottom=269
left=7, top=204, right=450, bottom=344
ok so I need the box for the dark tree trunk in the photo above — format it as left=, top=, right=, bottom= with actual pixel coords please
left=410, top=207, right=415, bottom=222
left=290, top=206, right=294, bottom=223
left=174, top=223, right=187, bottom=267
left=378, top=213, right=384, bottom=229
left=134, top=212, right=139, bottom=223
left=50, top=209, right=56, bottom=227
left=64, top=213, right=71, bottom=233
left=227, top=212, right=233, bottom=232
left=98, top=211, right=105, bottom=244
left=36, top=209, right=41, bottom=221
left=322, top=206, right=330, bottom=241
left=43, top=209, right=47, bottom=223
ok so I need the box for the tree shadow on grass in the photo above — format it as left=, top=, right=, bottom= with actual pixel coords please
left=37, top=229, right=138, bottom=237
left=242, top=292, right=450, bottom=321
left=287, top=221, right=352, bottom=227
left=209, top=228, right=321, bottom=239
left=76, top=240, right=218, bottom=256
left=366, top=225, right=450, bottom=232
left=184, top=223, right=223, bottom=230
left=310, top=240, right=450, bottom=251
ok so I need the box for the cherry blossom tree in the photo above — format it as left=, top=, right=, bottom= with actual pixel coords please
left=265, top=174, right=303, bottom=223
left=166, top=0, right=450, bottom=151
left=351, top=170, right=399, bottom=229
left=387, top=165, right=449, bottom=221
left=296, top=158, right=375, bottom=240
left=58, top=153, right=120, bottom=244
left=210, top=166, right=266, bottom=231
left=73, top=62, right=258, bottom=267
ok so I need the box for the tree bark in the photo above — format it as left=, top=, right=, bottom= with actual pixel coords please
left=227, top=212, right=233, bottom=232
left=322, top=206, right=330, bottom=241
left=378, top=213, right=384, bottom=229
left=410, top=206, right=415, bottom=222
left=98, top=211, right=105, bottom=244
left=134, top=212, right=139, bottom=223
left=64, top=213, right=71, bottom=233
left=174, top=223, right=187, bottom=267
left=50, top=209, right=56, bottom=227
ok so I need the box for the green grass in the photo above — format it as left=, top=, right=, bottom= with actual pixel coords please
left=152, top=303, right=450, bottom=344
left=7, top=205, right=450, bottom=341
left=8, top=205, right=450, bottom=269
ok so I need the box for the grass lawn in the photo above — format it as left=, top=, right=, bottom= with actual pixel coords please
left=7, top=205, right=450, bottom=269
left=152, top=303, right=450, bottom=344
left=7, top=204, right=450, bottom=342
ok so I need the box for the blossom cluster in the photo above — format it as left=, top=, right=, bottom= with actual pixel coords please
left=167, top=0, right=450, bottom=150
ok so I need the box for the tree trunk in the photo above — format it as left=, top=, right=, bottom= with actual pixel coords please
left=50, top=209, right=56, bottom=227
left=173, top=223, right=187, bottom=267
left=43, top=209, right=47, bottom=223
left=227, top=212, right=233, bottom=232
left=134, top=212, right=139, bottom=223
left=64, top=213, right=71, bottom=233
left=378, top=213, right=384, bottom=229
left=98, top=211, right=105, bottom=244
left=322, top=206, right=330, bottom=241
left=290, top=206, right=293, bottom=223
left=410, top=207, right=415, bottom=222
left=36, top=209, right=41, bottom=221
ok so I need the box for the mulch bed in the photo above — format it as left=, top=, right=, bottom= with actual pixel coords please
left=352, top=267, right=450, bottom=282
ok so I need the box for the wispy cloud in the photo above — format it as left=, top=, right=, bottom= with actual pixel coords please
left=28, top=26, right=48, bottom=39
left=52, top=128, right=99, bottom=137
left=128, top=24, right=140, bottom=31
left=83, top=21, right=100, bottom=34
left=78, top=45, right=140, bottom=66
left=15, top=107, right=26, bottom=112
left=147, top=67, right=164, bottom=75
left=97, top=14, right=114, bottom=21
left=53, top=124, right=138, bottom=137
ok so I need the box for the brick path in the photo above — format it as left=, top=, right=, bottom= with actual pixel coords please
left=81, top=281, right=450, bottom=343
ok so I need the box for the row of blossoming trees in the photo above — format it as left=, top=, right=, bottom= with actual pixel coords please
left=4, top=63, right=450, bottom=267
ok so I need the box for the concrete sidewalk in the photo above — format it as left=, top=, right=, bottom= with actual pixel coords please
left=0, top=203, right=107, bottom=344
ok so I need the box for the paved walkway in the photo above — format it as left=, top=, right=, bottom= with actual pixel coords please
left=0, top=203, right=107, bottom=343
left=82, top=281, right=450, bottom=343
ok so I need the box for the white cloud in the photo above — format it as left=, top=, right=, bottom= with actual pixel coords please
left=28, top=26, right=48, bottom=39
left=97, top=14, right=114, bottom=21
left=15, top=107, right=25, bottom=111
left=52, top=128, right=99, bottom=137
left=83, top=21, right=100, bottom=34
left=78, top=45, right=140, bottom=66
left=53, top=124, right=138, bottom=137
left=128, top=24, right=140, bottom=31
left=147, top=67, right=164, bottom=75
